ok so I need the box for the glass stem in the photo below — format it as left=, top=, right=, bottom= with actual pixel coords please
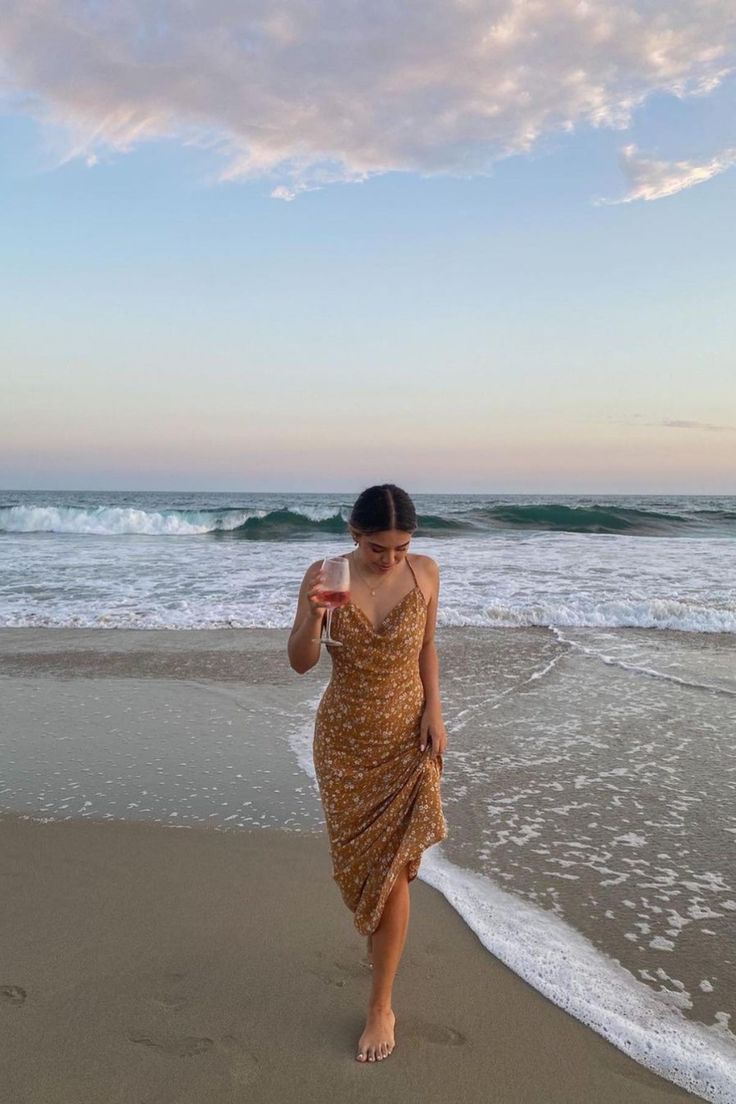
left=325, top=607, right=333, bottom=641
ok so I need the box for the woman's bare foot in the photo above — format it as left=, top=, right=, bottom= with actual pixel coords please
left=356, top=1006, right=395, bottom=1062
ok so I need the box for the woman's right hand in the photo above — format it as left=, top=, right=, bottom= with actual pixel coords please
left=288, top=561, right=332, bottom=672
left=305, top=565, right=330, bottom=620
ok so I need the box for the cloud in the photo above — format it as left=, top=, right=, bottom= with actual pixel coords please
left=1, top=1, right=735, bottom=195
left=661, top=419, right=736, bottom=432
left=601, top=142, right=736, bottom=203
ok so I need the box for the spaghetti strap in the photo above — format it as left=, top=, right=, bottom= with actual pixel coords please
left=406, top=555, right=424, bottom=602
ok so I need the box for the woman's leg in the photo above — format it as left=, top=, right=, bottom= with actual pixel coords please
left=356, top=864, right=411, bottom=1062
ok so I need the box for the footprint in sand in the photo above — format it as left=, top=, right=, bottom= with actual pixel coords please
left=307, top=957, right=372, bottom=987
left=150, top=995, right=188, bottom=1012
left=128, top=1032, right=215, bottom=1057
left=334, top=958, right=371, bottom=978
left=399, top=1017, right=467, bottom=1046
left=220, top=1034, right=260, bottom=1086
left=147, top=970, right=188, bottom=1011
left=1, top=985, right=27, bottom=1005
left=307, top=966, right=348, bottom=988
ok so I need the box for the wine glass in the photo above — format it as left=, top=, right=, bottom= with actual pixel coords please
left=318, top=556, right=351, bottom=646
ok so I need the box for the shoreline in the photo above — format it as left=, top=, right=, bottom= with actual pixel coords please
left=2, top=625, right=731, bottom=1100
left=0, top=812, right=701, bottom=1102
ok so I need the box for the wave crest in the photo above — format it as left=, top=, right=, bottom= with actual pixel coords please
left=0, top=501, right=732, bottom=538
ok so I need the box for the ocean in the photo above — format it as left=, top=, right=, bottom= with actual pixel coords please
left=1, top=489, right=735, bottom=1101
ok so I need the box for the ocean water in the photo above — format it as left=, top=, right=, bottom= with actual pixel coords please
left=1, top=489, right=735, bottom=1101
left=1, top=490, right=735, bottom=632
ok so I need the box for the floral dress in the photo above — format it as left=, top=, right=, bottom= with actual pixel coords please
left=313, top=557, right=448, bottom=935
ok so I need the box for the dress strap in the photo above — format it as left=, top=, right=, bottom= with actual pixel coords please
left=406, top=555, right=424, bottom=601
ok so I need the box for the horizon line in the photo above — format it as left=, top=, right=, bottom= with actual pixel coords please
left=1, top=487, right=733, bottom=498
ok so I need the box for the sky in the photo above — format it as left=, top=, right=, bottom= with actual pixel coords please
left=1, top=1, right=735, bottom=495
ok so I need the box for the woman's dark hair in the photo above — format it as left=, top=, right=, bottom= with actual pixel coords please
left=349, top=484, right=417, bottom=535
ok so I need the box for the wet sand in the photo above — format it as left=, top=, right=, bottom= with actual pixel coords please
left=0, top=813, right=700, bottom=1103
left=0, top=628, right=707, bottom=1101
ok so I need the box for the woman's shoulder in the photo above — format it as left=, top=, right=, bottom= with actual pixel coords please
left=409, top=552, right=439, bottom=593
left=409, top=551, right=439, bottom=572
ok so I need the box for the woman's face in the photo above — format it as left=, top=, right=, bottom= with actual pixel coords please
left=353, top=529, right=414, bottom=573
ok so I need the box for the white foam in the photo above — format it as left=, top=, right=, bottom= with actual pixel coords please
left=289, top=505, right=347, bottom=522
left=440, top=598, right=736, bottom=634
left=1, top=527, right=734, bottom=633
left=420, top=847, right=736, bottom=1103
left=288, top=704, right=736, bottom=1100
left=286, top=694, right=323, bottom=794
left=552, top=629, right=736, bottom=693
left=0, top=503, right=347, bottom=534
left=0, top=504, right=262, bottom=535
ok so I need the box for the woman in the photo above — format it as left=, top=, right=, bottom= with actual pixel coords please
left=288, top=484, right=449, bottom=1064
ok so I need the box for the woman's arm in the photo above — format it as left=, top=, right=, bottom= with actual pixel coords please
left=417, top=558, right=448, bottom=760
left=288, top=561, right=328, bottom=674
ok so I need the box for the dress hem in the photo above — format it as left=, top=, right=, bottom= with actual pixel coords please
left=352, top=823, right=449, bottom=937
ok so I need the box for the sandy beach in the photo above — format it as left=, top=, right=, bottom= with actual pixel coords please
left=0, top=627, right=715, bottom=1099
left=1, top=813, right=701, bottom=1104
left=0, top=626, right=713, bottom=1101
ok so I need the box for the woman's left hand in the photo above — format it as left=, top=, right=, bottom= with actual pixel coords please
left=420, top=706, right=448, bottom=760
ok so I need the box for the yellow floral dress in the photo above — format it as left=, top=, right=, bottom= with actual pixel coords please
left=313, top=557, right=448, bottom=935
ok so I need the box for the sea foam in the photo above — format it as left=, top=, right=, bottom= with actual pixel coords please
left=288, top=709, right=736, bottom=1103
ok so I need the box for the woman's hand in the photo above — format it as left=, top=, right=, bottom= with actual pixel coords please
left=305, top=565, right=331, bottom=620
left=420, top=705, right=448, bottom=760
